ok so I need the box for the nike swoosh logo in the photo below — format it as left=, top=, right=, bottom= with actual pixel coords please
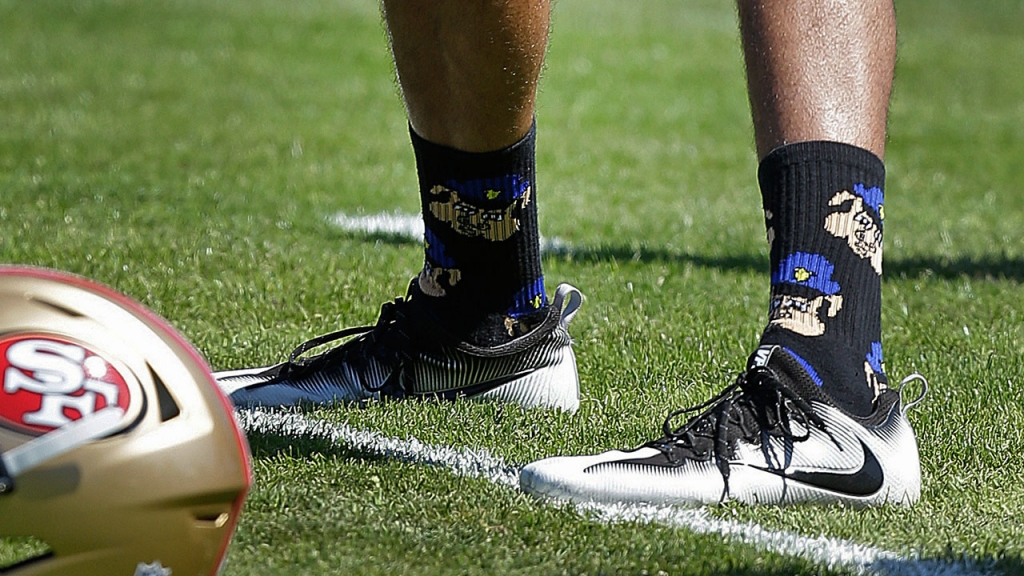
left=424, top=369, right=538, bottom=400
left=749, top=439, right=884, bottom=497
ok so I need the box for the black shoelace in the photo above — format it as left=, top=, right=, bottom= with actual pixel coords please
left=648, top=365, right=839, bottom=500
left=271, top=297, right=414, bottom=393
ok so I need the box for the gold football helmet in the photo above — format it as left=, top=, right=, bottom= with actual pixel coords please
left=0, top=266, right=252, bottom=575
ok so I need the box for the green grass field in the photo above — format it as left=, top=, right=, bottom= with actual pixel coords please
left=3, top=0, right=1024, bottom=573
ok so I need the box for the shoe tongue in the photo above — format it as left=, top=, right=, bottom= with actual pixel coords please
left=746, top=345, right=825, bottom=401
left=746, top=345, right=777, bottom=371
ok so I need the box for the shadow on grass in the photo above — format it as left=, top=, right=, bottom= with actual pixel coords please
left=562, top=245, right=1024, bottom=283
left=248, top=428, right=386, bottom=463
left=871, top=552, right=1022, bottom=576
left=887, top=254, right=1024, bottom=282
left=346, top=231, right=1024, bottom=282
left=989, top=555, right=1023, bottom=576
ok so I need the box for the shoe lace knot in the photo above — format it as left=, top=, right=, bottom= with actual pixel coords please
left=650, top=365, right=838, bottom=501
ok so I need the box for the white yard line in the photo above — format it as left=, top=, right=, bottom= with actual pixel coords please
left=328, top=211, right=426, bottom=241
left=238, top=409, right=995, bottom=576
left=327, top=211, right=572, bottom=255
left=240, top=408, right=518, bottom=489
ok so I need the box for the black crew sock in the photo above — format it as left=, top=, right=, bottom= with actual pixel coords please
left=757, top=141, right=888, bottom=416
left=410, top=123, right=546, bottom=346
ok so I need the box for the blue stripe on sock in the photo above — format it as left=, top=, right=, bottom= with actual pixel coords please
left=853, top=183, right=884, bottom=216
left=866, top=341, right=884, bottom=374
left=508, top=276, right=547, bottom=317
left=443, top=175, right=530, bottom=204
left=771, top=252, right=841, bottom=295
left=424, top=227, right=457, bottom=267
left=782, top=346, right=824, bottom=387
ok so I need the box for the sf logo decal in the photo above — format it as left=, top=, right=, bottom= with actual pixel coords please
left=0, top=335, right=133, bottom=434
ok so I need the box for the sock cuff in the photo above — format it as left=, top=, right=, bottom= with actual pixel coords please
left=409, top=121, right=536, bottom=182
left=757, top=140, right=887, bottom=230
left=758, top=140, right=885, bottom=183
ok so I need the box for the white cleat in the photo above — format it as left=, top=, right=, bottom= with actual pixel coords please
left=521, top=345, right=926, bottom=507
left=216, top=282, right=583, bottom=413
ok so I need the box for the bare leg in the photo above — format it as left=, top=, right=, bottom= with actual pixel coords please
left=382, top=0, right=550, bottom=153
left=737, top=0, right=896, bottom=159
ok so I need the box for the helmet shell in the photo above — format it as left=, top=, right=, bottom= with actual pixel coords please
left=0, top=266, right=252, bottom=576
